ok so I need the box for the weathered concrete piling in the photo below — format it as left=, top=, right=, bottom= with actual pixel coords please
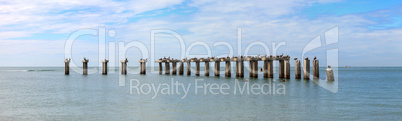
left=82, top=58, right=89, bottom=75
left=262, top=56, right=273, bottom=78
left=165, top=60, right=170, bottom=75
left=326, top=65, right=335, bottom=81
left=284, top=59, right=290, bottom=79
left=279, top=59, right=284, bottom=78
left=158, top=62, right=162, bottom=74
left=179, top=60, right=184, bottom=75
left=200, top=58, right=210, bottom=76
left=313, top=57, right=319, bottom=78
left=171, top=60, right=177, bottom=75
left=186, top=59, right=191, bottom=75
left=139, top=59, right=147, bottom=74
left=235, top=61, right=239, bottom=77
left=101, top=59, right=109, bottom=75
left=246, top=56, right=258, bottom=78
left=251, top=60, right=258, bottom=78
left=225, top=58, right=231, bottom=77
left=303, top=57, right=310, bottom=79
left=253, top=60, right=258, bottom=78
left=120, top=58, right=128, bottom=75
left=294, top=59, right=301, bottom=79
left=235, top=56, right=244, bottom=77
left=214, top=59, right=220, bottom=77
left=193, top=58, right=200, bottom=76
left=64, top=58, right=71, bottom=75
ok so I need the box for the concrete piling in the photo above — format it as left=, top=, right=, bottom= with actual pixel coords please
left=139, top=59, right=147, bottom=75
left=187, top=61, right=191, bottom=75
left=82, top=58, right=89, bottom=75
left=246, top=56, right=260, bottom=78
left=225, top=59, right=231, bottom=77
left=64, top=58, right=71, bottom=75
left=303, top=57, right=310, bottom=79
left=120, top=58, right=128, bottom=75
left=295, top=59, right=301, bottom=79
left=263, top=60, right=268, bottom=78
left=279, top=60, right=284, bottom=78
left=326, top=65, right=335, bottom=81
left=313, top=59, right=319, bottom=78
left=172, top=61, right=177, bottom=75
left=195, top=60, right=200, bottom=76
left=249, top=60, right=258, bottom=78
left=205, top=62, right=210, bottom=76
left=101, top=59, right=109, bottom=75
left=239, top=59, right=244, bottom=77
left=284, top=59, right=290, bottom=79
left=253, top=60, right=258, bottom=78
left=203, top=58, right=210, bottom=76
left=158, top=62, right=162, bottom=74
left=165, top=61, right=170, bottom=75
left=215, top=61, right=220, bottom=77
left=179, top=61, right=184, bottom=75
left=249, top=61, right=254, bottom=77
left=236, top=61, right=239, bottom=77
left=266, top=60, right=273, bottom=78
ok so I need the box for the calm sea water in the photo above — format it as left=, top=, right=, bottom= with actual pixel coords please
left=0, top=67, right=400, bottom=120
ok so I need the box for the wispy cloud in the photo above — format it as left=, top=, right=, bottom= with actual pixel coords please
left=0, top=0, right=401, bottom=66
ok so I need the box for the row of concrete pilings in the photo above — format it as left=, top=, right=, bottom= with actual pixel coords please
left=64, top=55, right=335, bottom=81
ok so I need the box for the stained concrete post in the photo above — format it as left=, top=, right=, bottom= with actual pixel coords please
left=139, top=59, right=147, bottom=75
left=263, top=60, right=268, bottom=78
left=187, top=61, right=191, bottom=75
left=179, top=61, right=184, bottom=75
left=326, top=65, right=335, bottom=81
left=225, top=61, right=231, bottom=77
left=303, top=58, right=310, bottom=79
left=284, top=59, right=290, bottom=79
left=195, top=61, right=200, bottom=76
left=263, top=60, right=273, bottom=78
left=239, top=60, right=244, bottom=77
left=159, top=62, right=162, bottom=74
left=236, top=61, right=239, bottom=77
left=313, top=59, right=319, bottom=78
left=82, top=58, right=89, bottom=75
left=279, top=60, right=284, bottom=78
left=253, top=61, right=258, bottom=78
left=295, top=60, right=301, bottom=79
left=215, top=61, right=220, bottom=77
left=64, top=58, right=71, bottom=75
left=101, top=59, right=109, bottom=75
left=120, top=58, right=128, bottom=75
left=205, top=61, right=210, bottom=76
left=268, top=60, right=273, bottom=78
left=165, top=61, right=170, bottom=75
left=249, top=61, right=254, bottom=77
left=142, top=62, right=146, bottom=74
left=249, top=60, right=258, bottom=78
left=172, top=61, right=177, bottom=75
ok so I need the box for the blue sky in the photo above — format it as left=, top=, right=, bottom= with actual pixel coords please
left=0, top=0, right=401, bottom=67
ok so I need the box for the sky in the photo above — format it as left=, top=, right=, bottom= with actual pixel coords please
left=0, top=0, right=401, bottom=67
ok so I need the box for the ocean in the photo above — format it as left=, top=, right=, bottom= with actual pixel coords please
left=0, top=67, right=400, bottom=120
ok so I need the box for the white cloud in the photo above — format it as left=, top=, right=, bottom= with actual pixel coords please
left=0, top=0, right=401, bottom=66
